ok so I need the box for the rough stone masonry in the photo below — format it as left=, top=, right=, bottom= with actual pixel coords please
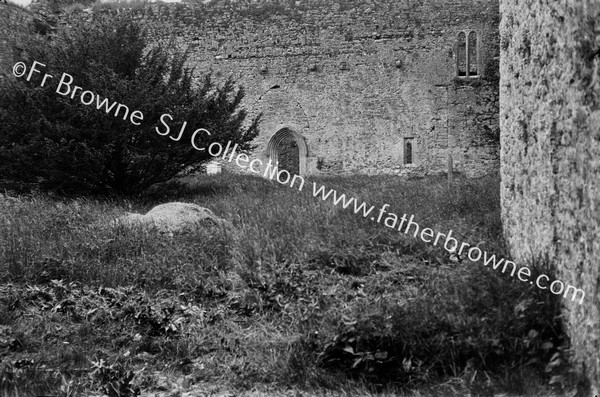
left=1, top=0, right=501, bottom=179
left=139, top=0, right=501, bottom=178
left=500, top=0, right=600, bottom=394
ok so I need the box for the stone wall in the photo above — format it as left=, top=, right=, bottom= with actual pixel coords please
left=500, top=0, right=600, bottom=394
left=0, top=0, right=500, bottom=178
left=0, top=3, right=34, bottom=79
left=91, top=0, right=500, bottom=177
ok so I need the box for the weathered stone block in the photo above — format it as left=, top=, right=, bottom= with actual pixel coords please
left=113, top=202, right=231, bottom=235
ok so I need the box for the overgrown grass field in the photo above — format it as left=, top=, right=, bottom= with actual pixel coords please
left=0, top=173, right=568, bottom=396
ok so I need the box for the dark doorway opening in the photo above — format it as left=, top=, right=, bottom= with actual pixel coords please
left=276, top=134, right=300, bottom=175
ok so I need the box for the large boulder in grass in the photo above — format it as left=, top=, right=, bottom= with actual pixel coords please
left=113, top=202, right=230, bottom=235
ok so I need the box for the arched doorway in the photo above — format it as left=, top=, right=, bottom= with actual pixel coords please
left=266, top=128, right=308, bottom=176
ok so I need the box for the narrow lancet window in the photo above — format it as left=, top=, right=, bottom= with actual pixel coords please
left=457, top=32, right=467, bottom=77
left=404, top=138, right=414, bottom=165
left=468, top=31, right=478, bottom=76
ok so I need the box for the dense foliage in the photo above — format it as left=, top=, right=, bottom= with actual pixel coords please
left=0, top=14, right=259, bottom=195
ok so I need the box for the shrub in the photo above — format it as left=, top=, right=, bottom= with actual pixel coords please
left=0, top=13, right=259, bottom=195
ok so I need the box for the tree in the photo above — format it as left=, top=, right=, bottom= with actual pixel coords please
left=0, top=13, right=259, bottom=195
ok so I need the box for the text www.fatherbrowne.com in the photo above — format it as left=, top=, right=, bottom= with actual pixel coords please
left=308, top=182, right=586, bottom=304
left=207, top=134, right=585, bottom=305
left=12, top=60, right=586, bottom=305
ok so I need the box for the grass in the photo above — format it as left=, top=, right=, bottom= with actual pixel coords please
left=0, top=173, right=572, bottom=396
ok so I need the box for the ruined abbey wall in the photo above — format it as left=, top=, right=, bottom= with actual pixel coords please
left=99, top=0, right=500, bottom=177
left=1, top=0, right=500, bottom=178
left=500, top=0, right=600, bottom=394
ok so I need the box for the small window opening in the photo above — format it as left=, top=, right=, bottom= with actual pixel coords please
left=404, top=138, right=414, bottom=165
left=468, top=31, right=478, bottom=76
left=457, top=32, right=467, bottom=77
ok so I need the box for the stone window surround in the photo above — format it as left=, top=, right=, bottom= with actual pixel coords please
left=456, top=30, right=480, bottom=78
